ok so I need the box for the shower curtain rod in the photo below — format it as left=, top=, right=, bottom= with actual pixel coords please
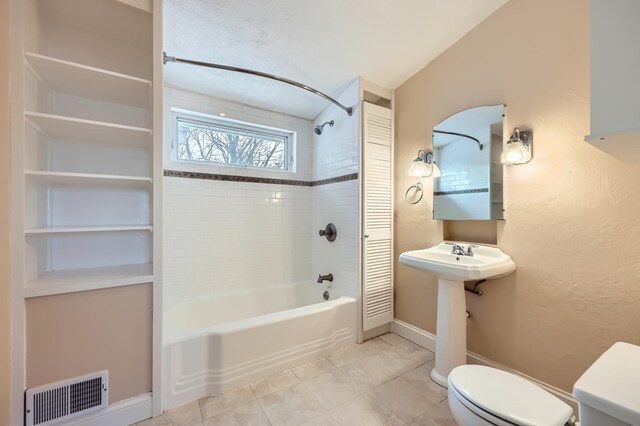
left=433, top=130, right=483, bottom=150
left=163, top=52, right=353, bottom=116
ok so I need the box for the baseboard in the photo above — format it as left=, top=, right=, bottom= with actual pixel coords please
left=391, top=319, right=578, bottom=410
left=66, top=393, right=152, bottom=426
left=391, top=319, right=436, bottom=352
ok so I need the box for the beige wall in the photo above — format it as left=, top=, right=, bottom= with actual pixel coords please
left=1, top=0, right=11, bottom=422
left=395, top=0, right=640, bottom=392
left=26, top=285, right=153, bottom=404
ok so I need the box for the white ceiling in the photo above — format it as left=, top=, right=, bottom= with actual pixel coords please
left=163, top=0, right=509, bottom=120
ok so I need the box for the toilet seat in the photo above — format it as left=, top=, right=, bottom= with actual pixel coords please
left=448, top=365, right=574, bottom=426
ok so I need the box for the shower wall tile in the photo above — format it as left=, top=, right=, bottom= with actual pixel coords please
left=163, top=178, right=313, bottom=305
left=163, top=82, right=361, bottom=306
left=312, top=180, right=359, bottom=298
left=163, top=87, right=314, bottom=306
left=312, top=79, right=360, bottom=182
left=311, top=79, right=361, bottom=298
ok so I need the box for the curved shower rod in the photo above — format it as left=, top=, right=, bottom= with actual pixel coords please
left=163, top=52, right=353, bottom=116
left=433, top=130, right=483, bottom=150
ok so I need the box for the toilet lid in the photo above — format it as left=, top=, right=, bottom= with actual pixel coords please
left=449, top=365, right=573, bottom=426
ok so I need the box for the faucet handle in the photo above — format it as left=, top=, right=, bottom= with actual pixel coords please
left=466, top=245, right=478, bottom=256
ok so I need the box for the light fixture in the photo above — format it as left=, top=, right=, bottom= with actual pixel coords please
left=500, top=128, right=533, bottom=164
left=408, top=150, right=441, bottom=178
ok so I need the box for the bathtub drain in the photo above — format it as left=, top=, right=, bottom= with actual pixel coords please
left=323, top=291, right=330, bottom=301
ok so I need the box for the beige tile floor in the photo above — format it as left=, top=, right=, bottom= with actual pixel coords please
left=136, top=333, right=456, bottom=426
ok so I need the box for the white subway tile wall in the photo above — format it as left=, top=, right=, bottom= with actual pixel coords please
left=163, top=87, right=314, bottom=306
left=163, top=178, right=312, bottom=304
left=312, top=180, right=359, bottom=298
left=312, top=79, right=360, bottom=181
left=163, top=83, right=361, bottom=306
left=312, top=79, right=360, bottom=298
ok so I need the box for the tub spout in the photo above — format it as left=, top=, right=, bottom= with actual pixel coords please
left=317, top=273, right=333, bottom=283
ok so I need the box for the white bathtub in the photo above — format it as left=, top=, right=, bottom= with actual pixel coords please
left=163, top=284, right=357, bottom=409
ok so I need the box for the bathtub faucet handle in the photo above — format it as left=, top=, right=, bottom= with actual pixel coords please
left=317, top=273, right=334, bottom=283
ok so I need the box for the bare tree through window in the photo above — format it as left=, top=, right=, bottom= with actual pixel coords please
left=176, top=118, right=288, bottom=170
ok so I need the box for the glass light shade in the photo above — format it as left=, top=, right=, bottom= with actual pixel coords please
left=431, top=162, right=441, bottom=177
left=500, top=141, right=530, bottom=164
left=408, top=160, right=430, bottom=177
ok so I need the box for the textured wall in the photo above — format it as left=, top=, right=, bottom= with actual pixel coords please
left=394, top=0, right=640, bottom=392
left=0, top=0, right=11, bottom=421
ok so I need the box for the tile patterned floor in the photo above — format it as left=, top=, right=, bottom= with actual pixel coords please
left=136, top=334, right=456, bottom=426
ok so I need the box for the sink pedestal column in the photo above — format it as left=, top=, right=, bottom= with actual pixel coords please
left=430, top=278, right=467, bottom=388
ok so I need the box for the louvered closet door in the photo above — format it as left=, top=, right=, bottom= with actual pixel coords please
left=362, top=102, right=393, bottom=331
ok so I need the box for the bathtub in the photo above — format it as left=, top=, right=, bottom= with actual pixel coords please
left=163, top=284, right=357, bottom=409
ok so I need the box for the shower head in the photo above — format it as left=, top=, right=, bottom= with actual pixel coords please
left=314, top=120, right=334, bottom=135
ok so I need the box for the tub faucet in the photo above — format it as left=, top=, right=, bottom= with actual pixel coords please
left=317, top=273, right=333, bottom=283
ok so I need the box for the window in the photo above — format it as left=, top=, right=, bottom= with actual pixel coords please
left=173, top=111, right=294, bottom=172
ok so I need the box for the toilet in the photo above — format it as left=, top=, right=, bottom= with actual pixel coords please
left=447, top=342, right=640, bottom=426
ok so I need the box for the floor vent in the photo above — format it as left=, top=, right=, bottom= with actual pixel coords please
left=25, top=370, right=108, bottom=426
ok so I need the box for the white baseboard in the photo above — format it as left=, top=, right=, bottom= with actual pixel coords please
left=391, top=319, right=578, bottom=410
left=391, top=319, right=436, bottom=353
left=67, top=393, right=152, bottom=426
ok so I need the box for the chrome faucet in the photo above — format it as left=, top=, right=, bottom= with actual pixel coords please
left=447, top=243, right=478, bottom=257
left=450, top=244, right=467, bottom=256
left=317, top=273, right=333, bottom=283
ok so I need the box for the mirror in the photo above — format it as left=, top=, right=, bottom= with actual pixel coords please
left=432, top=105, right=504, bottom=220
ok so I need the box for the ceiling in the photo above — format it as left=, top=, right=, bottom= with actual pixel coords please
left=163, top=0, right=509, bottom=120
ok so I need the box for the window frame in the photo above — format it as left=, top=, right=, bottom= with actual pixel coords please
left=171, top=108, right=296, bottom=173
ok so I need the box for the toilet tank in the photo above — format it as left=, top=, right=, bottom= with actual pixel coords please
left=573, top=342, right=640, bottom=426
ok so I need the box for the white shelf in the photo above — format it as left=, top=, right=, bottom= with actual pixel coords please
left=25, top=170, right=152, bottom=187
left=25, top=52, right=152, bottom=108
left=25, top=112, right=152, bottom=147
left=25, top=263, right=153, bottom=298
left=25, top=225, right=153, bottom=235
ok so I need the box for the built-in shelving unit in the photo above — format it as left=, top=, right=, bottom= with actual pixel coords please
left=18, top=0, right=157, bottom=298
left=11, top=0, right=162, bottom=422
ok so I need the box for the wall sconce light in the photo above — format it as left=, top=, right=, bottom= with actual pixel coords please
left=501, top=128, right=533, bottom=165
left=408, top=150, right=441, bottom=177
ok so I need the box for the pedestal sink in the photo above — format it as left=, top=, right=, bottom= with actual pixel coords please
left=399, top=242, right=515, bottom=387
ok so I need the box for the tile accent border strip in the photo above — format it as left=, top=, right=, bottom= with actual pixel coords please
left=434, top=188, right=489, bottom=196
left=164, top=170, right=358, bottom=187
left=311, top=173, right=359, bottom=186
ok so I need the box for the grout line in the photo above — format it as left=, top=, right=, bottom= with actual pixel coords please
left=251, top=386, right=274, bottom=426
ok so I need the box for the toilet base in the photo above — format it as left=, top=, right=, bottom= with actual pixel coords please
left=430, top=368, right=448, bottom=388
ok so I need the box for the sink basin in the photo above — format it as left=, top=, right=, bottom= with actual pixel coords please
left=399, top=242, right=515, bottom=281
left=399, top=242, right=516, bottom=388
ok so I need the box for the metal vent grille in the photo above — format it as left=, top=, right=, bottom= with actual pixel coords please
left=26, top=370, right=108, bottom=426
